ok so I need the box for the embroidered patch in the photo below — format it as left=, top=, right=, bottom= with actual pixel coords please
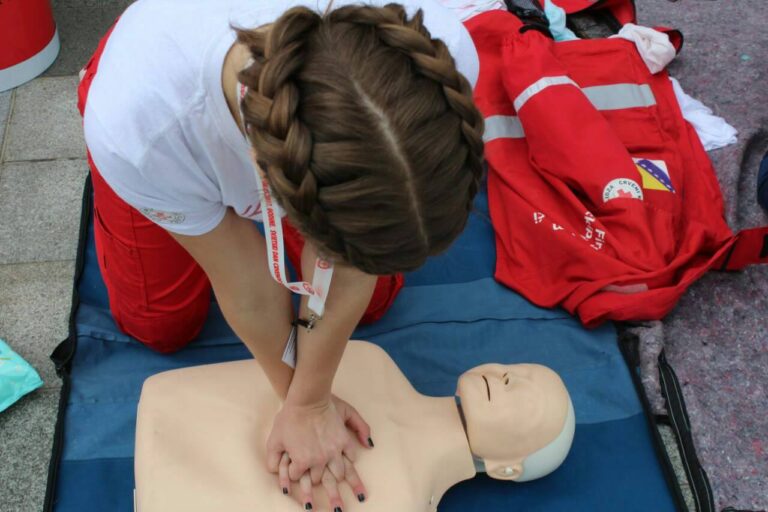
left=602, top=178, right=644, bottom=202
left=139, top=208, right=186, bottom=225
left=633, top=158, right=675, bottom=193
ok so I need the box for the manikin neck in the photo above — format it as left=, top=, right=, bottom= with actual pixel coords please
left=411, top=395, right=478, bottom=494
left=454, top=397, right=486, bottom=473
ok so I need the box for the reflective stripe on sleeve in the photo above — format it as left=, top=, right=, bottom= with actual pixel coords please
left=483, top=115, right=525, bottom=143
left=486, top=83, right=657, bottom=141
left=582, top=83, right=656, bottom=111
left=513, top=76, right=579, bottom=111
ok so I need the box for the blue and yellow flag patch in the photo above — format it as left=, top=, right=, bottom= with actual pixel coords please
left=633, top=158, right=675, bottom=193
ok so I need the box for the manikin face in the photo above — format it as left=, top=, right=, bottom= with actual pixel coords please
left=456, top=363, right=571, bottom=481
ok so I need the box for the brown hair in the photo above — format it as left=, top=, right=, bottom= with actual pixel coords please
left=236, top=3, right=484, bottom=275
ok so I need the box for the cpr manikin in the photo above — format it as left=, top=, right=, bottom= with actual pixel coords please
left=134, top=341, right=575, bottom=511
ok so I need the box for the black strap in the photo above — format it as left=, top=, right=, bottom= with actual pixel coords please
left=44, top=174, right=93, bottom=512
left=658, top=350, right=715, bottom=512
left=618, top=330, right=689, bottom=512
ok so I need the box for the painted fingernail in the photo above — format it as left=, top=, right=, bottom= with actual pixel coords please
left=334, top=508, right=342, bottom=512
left=282, top=487, right=288, bottom=495
left=367, top=437, right=374, bottom=448
left=305, top=503, right=313, bottom=510
left=357, top=493, right=366, bottom=502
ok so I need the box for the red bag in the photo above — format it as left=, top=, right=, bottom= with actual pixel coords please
left=467, top=11, right=768, bottom=327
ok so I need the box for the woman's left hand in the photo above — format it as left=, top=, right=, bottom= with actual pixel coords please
left=266, top=394, right=372, bottom=507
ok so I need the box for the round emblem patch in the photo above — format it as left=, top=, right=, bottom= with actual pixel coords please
left=602, top=178, right=644, bottom=203
left=139, top=208, right=186, bottom=225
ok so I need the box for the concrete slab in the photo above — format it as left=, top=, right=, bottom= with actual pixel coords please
left=0, top=387, right=59, bottom=512
left=45, top=0, right=135, bottom=77
left=4, top=77, right=84, bottom=162
left=0, top=159, right=87, bottom=264
left=0, top=90, right=11, bottom=160
left=0, top=260, right=75, bottom=389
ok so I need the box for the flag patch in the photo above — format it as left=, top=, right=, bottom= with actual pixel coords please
left=634, top=158, right=675, bottom=193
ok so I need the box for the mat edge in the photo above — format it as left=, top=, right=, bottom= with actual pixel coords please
left=44, top=173, right=93, bottom=512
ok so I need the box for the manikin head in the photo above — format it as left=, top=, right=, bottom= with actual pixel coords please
left=456, top=363, right=575, bottom=482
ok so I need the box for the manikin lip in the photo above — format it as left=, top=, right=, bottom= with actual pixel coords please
left=482, top=375, right=491, bottom=401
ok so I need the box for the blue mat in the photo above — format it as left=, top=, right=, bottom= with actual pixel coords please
left=45, top=176, right=686, bottom=511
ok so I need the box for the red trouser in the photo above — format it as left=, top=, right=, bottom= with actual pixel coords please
left=78, top=23, right=402, bottom=353
left=78, top=23, right=210, bottom=353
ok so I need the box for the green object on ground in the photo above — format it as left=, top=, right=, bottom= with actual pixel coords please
left=0, top=338, right=43, bottom=413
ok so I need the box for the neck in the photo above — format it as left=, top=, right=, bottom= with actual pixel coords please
left=454, top=397, right=487, bottom=473
left=410, top=395, right=478, bottom=492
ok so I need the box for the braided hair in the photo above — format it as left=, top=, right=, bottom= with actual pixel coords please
left=236, top=3, right=484, bottom=275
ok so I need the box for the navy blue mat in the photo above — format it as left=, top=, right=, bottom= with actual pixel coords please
left=45, top=176, right=686, bottom=511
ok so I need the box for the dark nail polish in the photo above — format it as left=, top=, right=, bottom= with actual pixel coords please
left=357, top=493, right=366, bottom=502
left=334, top=508, right=342, bottom=512
left=367, top=437, right=374, bottom=448
left=305, top=503, right=313, bottom=510
left=282, top=487, right=288, bottom=495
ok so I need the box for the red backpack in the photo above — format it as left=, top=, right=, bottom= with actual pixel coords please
left=466, top=9, right=768, bottom=327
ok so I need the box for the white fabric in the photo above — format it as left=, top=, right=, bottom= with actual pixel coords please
left=84, top=0, right=479, bottom=235
left=513, top=75, right=579, bottom=111
left=670, top=77, right=738, bottom=151
left=610, top=23, right=676, bottom=74
left=435, top=0, right=505, bottom=21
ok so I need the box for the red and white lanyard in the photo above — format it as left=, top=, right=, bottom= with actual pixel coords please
left=238, top=82, right=334, bottom=318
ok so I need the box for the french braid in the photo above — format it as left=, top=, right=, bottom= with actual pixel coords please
left=236, top=4, right=485, bottom=274
left=329, top=4, right=484, bottom=200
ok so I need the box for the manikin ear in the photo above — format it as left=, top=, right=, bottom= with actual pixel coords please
left=485, top=460, right=524, bottom=481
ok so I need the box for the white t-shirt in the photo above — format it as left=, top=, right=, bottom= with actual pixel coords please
left=84, top=0, right=479, bottom=236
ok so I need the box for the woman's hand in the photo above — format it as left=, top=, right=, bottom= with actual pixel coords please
left=267, top=395, right=372, bottom=508
left=279, top=454, right=368, bottom=511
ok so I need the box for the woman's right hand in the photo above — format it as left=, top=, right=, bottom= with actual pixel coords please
left=279, top=453, right=367, bottom=511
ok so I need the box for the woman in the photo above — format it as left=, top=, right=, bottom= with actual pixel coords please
left=79, top=0, right=484, bottom=509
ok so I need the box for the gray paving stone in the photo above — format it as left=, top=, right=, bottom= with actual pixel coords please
left=0, top=260, right=75, bottom=389
left=658, top=424, right=695, bottom=512
left=0, top=90, right=11, bottom=160
left=46, top=0, right=135, bottom=77
left=0, top=159, right=87, bottom=264
left=4, top=76, right=84, bottom=162
left=0, top=387, right=59, bottom=512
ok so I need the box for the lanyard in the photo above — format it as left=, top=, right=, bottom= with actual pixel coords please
left=238, top=82, right=334, bottom=318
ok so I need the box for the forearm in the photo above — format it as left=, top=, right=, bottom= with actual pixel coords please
left=285, top=250, right=377, bottom=407
left=285, top=299, right=365, bottom=407
left=217, top=282, right=295, bottom=400
left=171, top=211, right=297, bottom=400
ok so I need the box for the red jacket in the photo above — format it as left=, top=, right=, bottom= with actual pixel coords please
left=467, top=11, right=768, bottom=326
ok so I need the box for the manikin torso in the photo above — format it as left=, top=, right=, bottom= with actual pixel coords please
left=134, top=341, right=572, bottom=512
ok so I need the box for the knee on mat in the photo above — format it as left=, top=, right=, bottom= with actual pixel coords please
left=114, top=306, right=208, bottom=355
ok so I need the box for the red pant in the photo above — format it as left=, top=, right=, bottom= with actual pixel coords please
left=78, top=23, right=402, bottom=353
